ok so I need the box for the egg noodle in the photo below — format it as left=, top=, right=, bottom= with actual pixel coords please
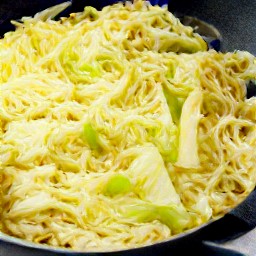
left=0, top=0, right=256, bottom=251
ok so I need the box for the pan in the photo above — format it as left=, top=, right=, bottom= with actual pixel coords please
left=0, top=1, right=255, bottom=255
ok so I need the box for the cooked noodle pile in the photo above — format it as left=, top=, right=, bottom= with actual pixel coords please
left=0, top=0, right=256, bottom=251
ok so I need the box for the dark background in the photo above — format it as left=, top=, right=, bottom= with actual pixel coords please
left=0, top=0, right=255, bottom=54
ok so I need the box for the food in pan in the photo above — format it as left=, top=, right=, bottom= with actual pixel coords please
left=0, top=0, right=256, bottom=251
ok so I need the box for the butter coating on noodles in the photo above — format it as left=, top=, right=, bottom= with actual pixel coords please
left=0, top=0, right=256, bottom=251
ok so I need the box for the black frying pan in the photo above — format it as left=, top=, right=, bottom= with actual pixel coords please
left=0, top=1, right=255, bottom=255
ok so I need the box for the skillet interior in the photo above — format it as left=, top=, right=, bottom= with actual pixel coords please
left=168, top=0, right=256, bottom=55
left=0, top=0, right=255, bottom=255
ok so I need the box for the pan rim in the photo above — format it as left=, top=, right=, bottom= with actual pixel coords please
left=0, top=218, right=218, bottom=254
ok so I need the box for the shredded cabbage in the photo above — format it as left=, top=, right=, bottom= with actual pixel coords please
left=0, top=0, right=256, bottom=252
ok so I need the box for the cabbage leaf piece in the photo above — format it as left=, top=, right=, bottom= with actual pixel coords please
left=176, top=88, right=203, bottom=168
left=32, top=2, right=71, bottom=21
left=82, top=123, right=100, bottom=150
left=125, top=203, right=189, bottom=233
left=118, top=146, right=189, bottom=232
left=104, top=174, right=132, bottom=197
left=163, top=89, right=184, bottom=125
left=126, top=146, right=180, bottom=205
